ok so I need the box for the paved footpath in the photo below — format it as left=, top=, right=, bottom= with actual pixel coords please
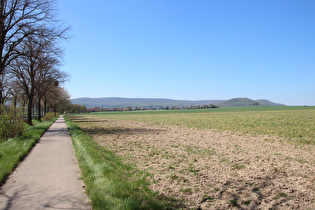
left=0, top=116, right=91, bottom=210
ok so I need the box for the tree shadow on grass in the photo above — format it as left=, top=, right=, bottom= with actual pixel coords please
left=68, top=115, right=168, bottom=136
left=67, top=115, right=109, bottom=124
left=84, top=126, right=167, bottom=136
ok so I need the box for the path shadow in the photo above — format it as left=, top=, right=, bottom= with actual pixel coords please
left=42, top=128, right=70, bottom=138
left=0, top=183, right=90, bottom=210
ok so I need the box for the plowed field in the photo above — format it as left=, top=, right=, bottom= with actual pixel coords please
left=69, top=111, right=315, bottom=209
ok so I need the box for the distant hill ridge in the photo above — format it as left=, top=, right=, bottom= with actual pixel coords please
left=218, top=98, right=285, bottom=107
left=71, top=97, right=285, bottom=108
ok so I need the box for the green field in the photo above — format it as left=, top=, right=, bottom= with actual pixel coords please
left=85, top=106, right=315, bottom=144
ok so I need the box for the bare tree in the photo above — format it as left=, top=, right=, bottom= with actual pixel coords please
left=0, top=73, right=11, bottom=104
left=7, top=78, right=22, bottom=107
left=0, top=0, right=69, bottom=104
left=10, top=35, right=65, bottom=125
left=47, top=86, right=70, bottom=116
left=36, top=50, right=68, bottom=120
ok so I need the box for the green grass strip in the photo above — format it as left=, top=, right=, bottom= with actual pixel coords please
left=65, top=116, right=181, bottom=210
left=0, top=116, right=59, bottom=185
left=87, top=107, right=315, bottom=145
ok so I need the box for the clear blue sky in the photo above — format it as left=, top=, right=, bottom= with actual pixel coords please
left=56, top=0, right=315, bottom=106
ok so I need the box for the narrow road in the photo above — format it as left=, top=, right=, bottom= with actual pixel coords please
left=0, top=116, right=90, bottom=210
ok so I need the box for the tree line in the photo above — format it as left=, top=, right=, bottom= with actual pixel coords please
left=0, top=0, right=73, bottom=127
left=87, top=104, right=220, bottom=112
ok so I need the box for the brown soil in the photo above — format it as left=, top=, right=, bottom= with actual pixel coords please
left=73, top=116, right=315, bottom=209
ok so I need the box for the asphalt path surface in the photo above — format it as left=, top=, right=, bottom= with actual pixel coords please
left=0, top=116, right=90, bottom=210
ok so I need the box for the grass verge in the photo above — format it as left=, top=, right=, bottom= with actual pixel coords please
left=65, top=116, right=181, bottom=210
left=0, top=116, right=59, bottom=186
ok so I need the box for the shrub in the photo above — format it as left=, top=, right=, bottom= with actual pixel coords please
left=0, top=105, right=25, bottom=142
left=42, top=112, right=59, bottom=122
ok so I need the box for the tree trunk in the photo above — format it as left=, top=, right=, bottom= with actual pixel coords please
left=27, top=94, right=33, bottom=126
left=0, top=76, right=4, bottom=105
left=0, top=88, right=3, bottom=105
left=44, top=97, right=47, bottom=115
left=13, top=96, right=17, bottom=108
left=38, top=97, right=41, bottom=121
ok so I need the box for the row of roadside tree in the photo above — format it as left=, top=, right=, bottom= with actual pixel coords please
left=0, top=0, right=74, bottom=140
